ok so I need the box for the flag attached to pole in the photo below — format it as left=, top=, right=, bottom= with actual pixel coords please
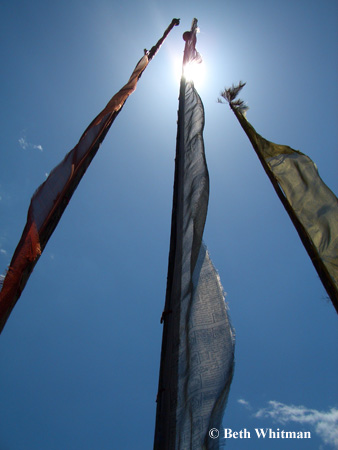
left=219, top=83, right=338, bottom=312
left=154, top=20, right=235, bottom=450
left=0, top=19, right=180, bottom=333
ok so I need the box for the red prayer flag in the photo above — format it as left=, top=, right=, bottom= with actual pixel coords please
left=0, top=19, right=180, bottom=333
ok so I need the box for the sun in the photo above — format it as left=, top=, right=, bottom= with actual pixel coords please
left=173, top=55, right=206, bottom=88
left=183, top=59, right=205, bottom=87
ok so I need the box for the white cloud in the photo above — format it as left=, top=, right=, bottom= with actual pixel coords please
left=254, top=400, right=338, bottom=448
left=238, top=398, right=252, bottom=410
left=18, top=137, right=28, bottom=149
left=18, top=136, right=43, bottom=152
left=0, top=249, right=7, bottom=255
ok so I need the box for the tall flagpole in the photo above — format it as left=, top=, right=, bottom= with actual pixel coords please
left=154, top=20, right=199, bottom=449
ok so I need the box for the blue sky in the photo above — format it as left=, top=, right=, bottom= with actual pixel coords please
left=0, top=0, right=337, bottom=449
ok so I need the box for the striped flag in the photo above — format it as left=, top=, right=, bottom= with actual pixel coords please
left=220, top=83, right=338, bottom=312
left=0, top=19, right=180, bottom=333
left=154, top=20, right=235, bottom=450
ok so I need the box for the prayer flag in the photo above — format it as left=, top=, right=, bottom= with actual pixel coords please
left=220, top=83, right=338, bottom=312
left=0, top=19, right=180, bottom=333
left=154, top=20, right=235, bottom=450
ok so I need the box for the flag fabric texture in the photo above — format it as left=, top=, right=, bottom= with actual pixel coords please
left=224, top=88, right=338, bottom=312
left=0, top=19, right=180, bottom=333
left=154, top=20, right=235, bottom=450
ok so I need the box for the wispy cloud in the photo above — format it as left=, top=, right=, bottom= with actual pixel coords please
left=18, top=137, right=28, bottom=150
left=18, top=136, right=43, bottom=152
left=238, top=399, right=338, bottom=448
left=0, top=249, right=7, bottom=256
left=237, top=398, right=252, bottom=410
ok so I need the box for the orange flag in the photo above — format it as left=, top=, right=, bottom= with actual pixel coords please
left=0, top=19, right=180, bottom=333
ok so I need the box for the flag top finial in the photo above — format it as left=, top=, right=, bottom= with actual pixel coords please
left=182, top=18, right=199, bottom=65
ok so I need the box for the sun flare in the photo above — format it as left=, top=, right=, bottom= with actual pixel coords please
left=183, top=60, right=205, bottom=86
left=173, top=56, right=206, bottom=88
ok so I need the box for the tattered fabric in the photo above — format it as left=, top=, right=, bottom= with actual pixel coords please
left=0, top=18, right=180, bottom=333
left=0, top=55, right=148, bottom=332
left=232, top=107, right=338, bottom=311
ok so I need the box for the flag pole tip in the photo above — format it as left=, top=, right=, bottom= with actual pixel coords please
left=183, top=18, right=199, bottom=41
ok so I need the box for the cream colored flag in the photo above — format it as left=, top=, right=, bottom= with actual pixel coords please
left=220, top=83, right=338, bottom=311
